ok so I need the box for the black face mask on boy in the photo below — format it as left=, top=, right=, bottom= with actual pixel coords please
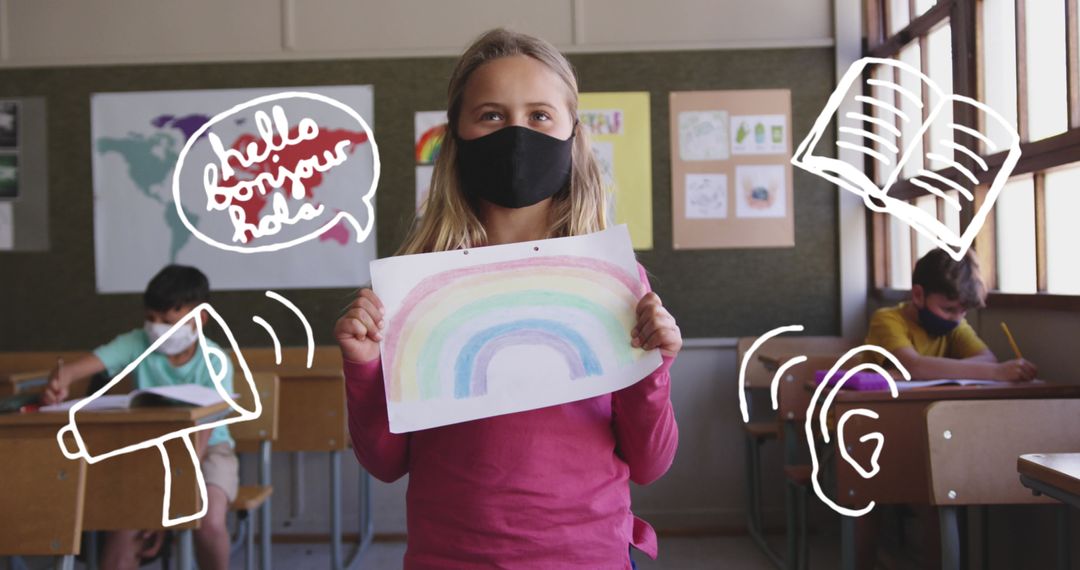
left=456, top=125, right=575, bottom=209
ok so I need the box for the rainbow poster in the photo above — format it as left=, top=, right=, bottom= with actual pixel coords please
left=414, top=110, right=447, bottom=214
left=370, top=225, right=663, bottom=433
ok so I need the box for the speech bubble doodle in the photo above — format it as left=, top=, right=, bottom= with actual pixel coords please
left=171, top=91, right=380, bottom=254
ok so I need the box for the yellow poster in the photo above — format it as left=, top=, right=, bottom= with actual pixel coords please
left=578, top=92, right=653, bottom=250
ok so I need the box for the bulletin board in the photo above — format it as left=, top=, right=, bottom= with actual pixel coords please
left=670, top=90, right=794, bottom=249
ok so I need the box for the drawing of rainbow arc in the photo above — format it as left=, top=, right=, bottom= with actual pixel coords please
left=382, top=255, right=646, bottom=403
left=415, top=124, right=445, bottom=164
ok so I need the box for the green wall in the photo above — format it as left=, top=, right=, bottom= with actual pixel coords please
left=0, top=48, right=839, bottom=350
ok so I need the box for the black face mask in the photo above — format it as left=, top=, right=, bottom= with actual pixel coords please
left=456, top=126, right=574, bottom=209
left=916, top=303, right=960, bottom=337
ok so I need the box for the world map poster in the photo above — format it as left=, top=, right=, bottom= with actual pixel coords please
left=91, top=85, right=377, bottom=293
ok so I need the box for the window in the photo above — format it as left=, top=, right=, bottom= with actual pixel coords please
left=865, top=0, right=1080, bottom=309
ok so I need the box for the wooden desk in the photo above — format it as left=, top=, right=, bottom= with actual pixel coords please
left=229, top=349, right=373, bottom=570
left=1019, top=453, right=1080, bottom=510
left=0, top=402, right=231, bottom=570
left=0, top=370, right=49, bottom=398
left=819, top=382, right=1080, bottom=570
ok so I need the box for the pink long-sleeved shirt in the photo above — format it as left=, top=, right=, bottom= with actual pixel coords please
left=345, top=266, right=678, bottom=569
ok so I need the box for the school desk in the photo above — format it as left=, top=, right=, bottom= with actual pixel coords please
left=740, top=335, right=854, bottom=570
left=0, top=401, right=233, bottom=570
left=1019, top=452, right=1080, bottom=510
left=0, top=426, right=87, bottom=569
left=232, top=345, right=374, bottom=570
left=0, top=351, right=97, bottom=401
left=821, top=383, right=1080, bottom=570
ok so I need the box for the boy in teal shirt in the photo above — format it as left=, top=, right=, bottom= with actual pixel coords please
left=44, top=264, right=236, bottom=570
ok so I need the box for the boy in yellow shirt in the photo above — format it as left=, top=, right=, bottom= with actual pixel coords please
left=865, top=248, right=1036, bottom=381
left=855, top=248, right=1037, bottom=569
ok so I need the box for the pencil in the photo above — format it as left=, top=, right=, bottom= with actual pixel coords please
left=1000, top=322, right=1023, bottom=360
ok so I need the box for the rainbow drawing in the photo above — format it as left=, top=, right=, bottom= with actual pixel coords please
left=415, top=124, right=446, bottom=165
left=382, top=255, right=645, bottom=403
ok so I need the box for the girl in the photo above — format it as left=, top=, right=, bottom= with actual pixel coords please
left=333, top=28, right=681, bottom=569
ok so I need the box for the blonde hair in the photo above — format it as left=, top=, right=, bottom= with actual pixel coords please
left=396, top=28, right=607, bottom=255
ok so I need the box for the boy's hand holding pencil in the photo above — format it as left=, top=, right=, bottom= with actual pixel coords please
left=997, top=322, right=1037, bottom=383
left=42, top=358, right=69, bottom=405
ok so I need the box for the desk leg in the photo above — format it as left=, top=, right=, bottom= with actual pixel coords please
left=940, top=506, right=961, bottom=570
left=291, top=452, right=305, bottom=519
left=840, top=515, right=855, bottom=570
left=260, top=441, right=272, bottom=570
left=330, top=450, right=342, bottom=570
left=178, top=529, right=195, bottom=570
left=86, top=530, right=99, bottom=570
left=1058, top=505, right=1071, bottom=570
left=54, top=555, right=74, bottom=570
left=344, top=469, right=374, bottom=570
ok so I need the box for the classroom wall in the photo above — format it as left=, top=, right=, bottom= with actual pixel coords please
left=0, top=46, right=841, bottom=350
left=0, top=0, right=834, bottom=67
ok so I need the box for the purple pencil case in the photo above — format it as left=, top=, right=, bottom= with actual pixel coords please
left=813, top=369, right=892, bottom=391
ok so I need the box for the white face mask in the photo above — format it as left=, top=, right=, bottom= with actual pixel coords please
left=144, top=320, right=200, bottom=356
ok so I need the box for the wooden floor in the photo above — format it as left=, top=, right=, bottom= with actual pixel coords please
left=14, top=533, right=846, bottom=569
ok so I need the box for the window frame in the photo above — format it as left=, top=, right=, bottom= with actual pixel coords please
left=864, top=0, right=1080, bottom=311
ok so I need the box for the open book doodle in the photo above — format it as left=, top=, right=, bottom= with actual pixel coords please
left=792, top=57, right=1022, bottom=261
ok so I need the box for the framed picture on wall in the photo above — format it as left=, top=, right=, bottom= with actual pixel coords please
left=0, top=153, right=17, bottom=199
left=0, top=101, right=18, bottom=149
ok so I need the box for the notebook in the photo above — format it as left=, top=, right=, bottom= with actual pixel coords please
left=40, top=384, right=235, bottom=412
left=813, top=369, right=1018, bottom=392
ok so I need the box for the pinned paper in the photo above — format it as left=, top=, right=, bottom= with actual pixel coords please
left=370, top=225, right=662, bottom=433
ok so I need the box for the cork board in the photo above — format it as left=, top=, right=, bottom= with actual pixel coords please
left=671, top=90, right=794, bottom=249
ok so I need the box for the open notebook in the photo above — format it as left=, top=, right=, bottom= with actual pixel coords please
left=813, top=369, right=1038, bottom=392
left=41, top=384, right=236, bottom=412
left=792, top=57, right=1021, bottom=261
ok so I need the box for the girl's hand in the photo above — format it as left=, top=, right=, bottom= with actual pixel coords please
left=631, top=292, right=682, bottom=357
left=334, top=288, right=386, bottom=364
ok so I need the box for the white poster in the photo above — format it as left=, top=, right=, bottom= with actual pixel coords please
left=731, top=114, right=787, bottom=155
left=0, top=202, right=12, bottom=250
left=678, top=111, right=729, bottom=161
left=371, top=225, right=662, bottom=433
left=735, top=164, right=787, bottom=218
left=684, top=173, right=728, bottom=219
left=91, top=86, right=377, bottom=292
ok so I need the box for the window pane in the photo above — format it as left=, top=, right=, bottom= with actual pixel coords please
left=1045, top=163, right=1080, bottom=294
left=944, top=189, right=961, bottom=237
left=1025, top=0, right=1069, bottom=140
left=995, top=175, right=1037, bottom=293
left=899, top=43, right=925, bottom=179
left=914, top=195, right=939, bottom=259
left=889, top=215, right=914, bottom=289
left=915, top=0, right=937, bottom=17
left=872, top=64, right=900, bottom=186
left=889, top=0, right=911, bottom=35
left=982, top=0, right=1019, bottom=154
left=926, top=21, right=954, bottom=169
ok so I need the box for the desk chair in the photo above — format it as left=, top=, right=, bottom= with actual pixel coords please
left=0, top=432, right=87, bottom=570
left=229, top=372, right=280, bottom=570
left=775, top=354, right=842, bottom=570
left=925, top=398, right=1080, bottom=570
left=738, top=337, right=783, bottom=568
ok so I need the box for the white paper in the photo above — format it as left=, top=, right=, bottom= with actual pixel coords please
left=414, top=110, right=447, bottom=166
left=731, top=114, right=787, bottom=155
left=684, top=173, right=728, bottom=219
left=0, top=202, right=12, bottom=250
left=40, top=384, right=234, bottom=412
left=735, top=164, right=787, bottom=218
left=370, top=225, right=663, bottom=433
left=678, top=111, right=729, bottom=161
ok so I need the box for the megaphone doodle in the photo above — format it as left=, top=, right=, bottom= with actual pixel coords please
left=55, top=303, right=261, bottom=527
